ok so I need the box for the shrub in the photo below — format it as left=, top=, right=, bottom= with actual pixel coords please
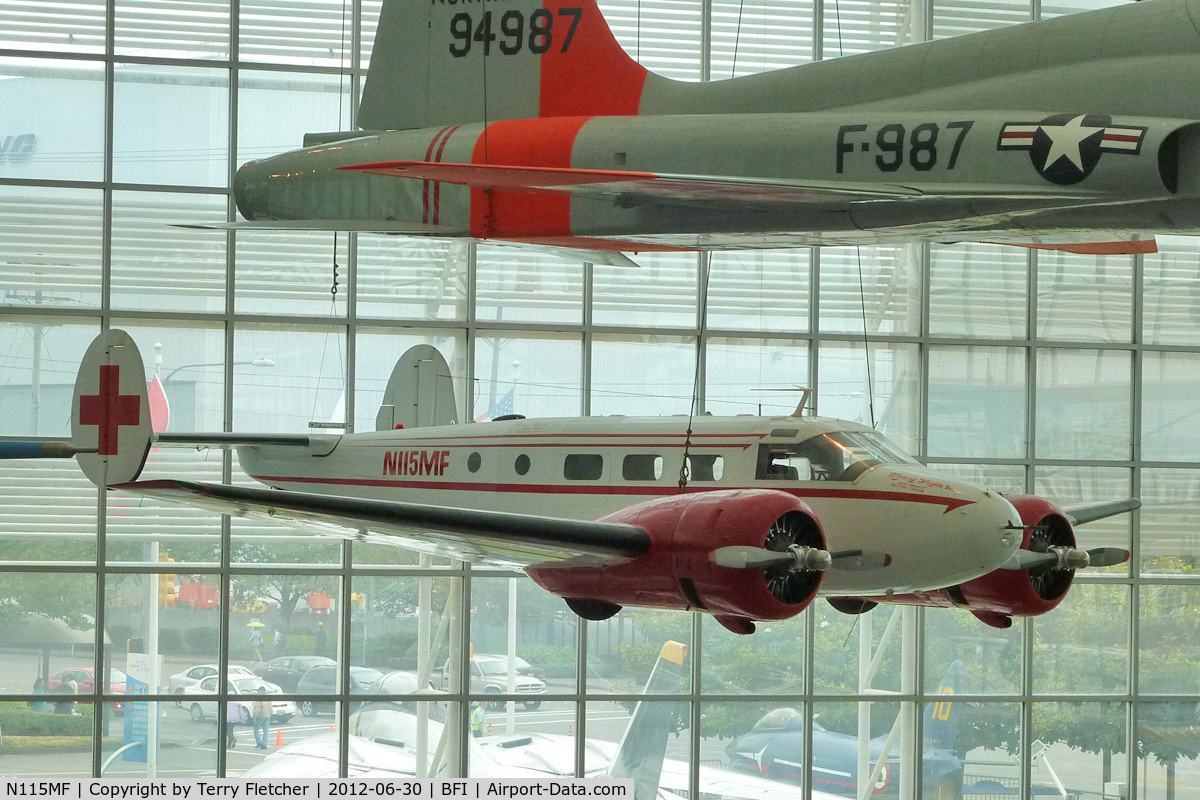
left=185, top=627, right=220, bottom=657
left=0, top=701, right=93, bottom=737
left=518, top=645, right=576, bottom=667
left=158, top=628, right=184, bottom=654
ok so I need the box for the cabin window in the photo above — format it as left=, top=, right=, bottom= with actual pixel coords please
left=467, top=452, right=481, bottom=473
left=757, top=444, right=812, bottom=481
left=622, top=454, right=663, bottom=481
left=514, top=454, right=530, bottom=476
left=686, top=454, right=724, bottom=481
left=564, top=453, right=603, bottom=481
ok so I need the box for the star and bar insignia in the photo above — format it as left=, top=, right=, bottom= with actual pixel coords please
left=997, top=113, right=1147, bottom=185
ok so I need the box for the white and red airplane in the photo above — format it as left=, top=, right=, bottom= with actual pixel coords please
left=1, top=330, right=1135, bottom=633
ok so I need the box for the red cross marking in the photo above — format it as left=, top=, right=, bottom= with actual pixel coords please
left=78, top=364, right=141, bottom=456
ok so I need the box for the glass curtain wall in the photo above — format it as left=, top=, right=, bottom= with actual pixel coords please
left=1, top=0, right=1197, bottom=796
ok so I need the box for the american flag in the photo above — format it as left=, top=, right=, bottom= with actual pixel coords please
left=475, top=387, right=515, bottom=422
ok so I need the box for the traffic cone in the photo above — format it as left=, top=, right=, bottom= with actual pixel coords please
left=274, top=729, right=283, bottom=748
left=487, top=720, right=493, bottom=733
left=568, top=723, right=573, bottom=734
left=329, top=723, right=335, bottom=732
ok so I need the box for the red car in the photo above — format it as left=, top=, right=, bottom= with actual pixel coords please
left=47, top=667, right=127, bottom=714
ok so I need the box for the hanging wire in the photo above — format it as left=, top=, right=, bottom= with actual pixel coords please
left=855, top=246, right=877, bottom=429
left=731, top=0, right=747, bottom=77
left=678, top=256, right=712, bottom=493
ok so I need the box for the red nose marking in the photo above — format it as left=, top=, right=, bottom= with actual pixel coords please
left=79, top=364, right=141, bottom=455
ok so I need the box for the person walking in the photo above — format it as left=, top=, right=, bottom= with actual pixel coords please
left=30, top=678, right=48, bottom=713
left=248, top=625, right=264, bottom=662
left=314, top=621, right=327, bottom=654
left=273, top=627, right=286, bottom=655
left=252, top=687, right=272, bottom=749
left=470, top=701, right=488, bottom=738
left=226, top=700, right=242, bottom=749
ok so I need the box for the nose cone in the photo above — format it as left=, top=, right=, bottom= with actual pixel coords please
left=233, top=158, right=271, bottom=221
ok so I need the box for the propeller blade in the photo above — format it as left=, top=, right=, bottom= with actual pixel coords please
left=828, top=550, right=892, bottom=571
left=1086, top=547, right=1131, bottom=567
left=1000, top=550, right=1060, bottom=570
left=711, top=545, right=833, bottom=571
left=712, top=546, right=794, bottom=569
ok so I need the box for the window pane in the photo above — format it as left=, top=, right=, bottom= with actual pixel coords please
left=240, top=0, right=350, bottom=66
left=925, top=607, right=1023, bottom=694
left=0, top=317, right=100, bottom=437
left=111, top=191, right=228, bottom=313
left=1140, top=585, right=1200, bottom=694
left=234, top=230, right=350, bottom=316
left=586, top=609, right=691, bottom=694
left=592, top=334, right=694, bottom=416
left=0, top=2, right=106, bottom=54
left=0, top=58, right=105, bottom=182
left=113, top=65, right=230, bottom=187
left=474, top=332, right=581, bottom=420
left=1035, top=348, right=1130, bottom=461
left=818, top=341, right=920, bottom=455
left=706, top=337, right=810, bottom=416
left=701, top=614, right=804, bottom=694
left=819, top=245, right=921, bottom=335
left=1030, top=702, right=1128, bottom=797
left=476, top=246, right=583, bottom=324
left=357, top=238, right=468, bottom=321
left=934, top=0, right=1030, bottom=39
left=1140, top=468, right=1200, bottom=573
left=928, top=345, right=1026, bottom=459
left=232, top=324, right=347, bottom=432
left=237, top=70, right=351, bottom=163
left=957, top=704, right=1024, bottom=797
left=470, top=576, right=577, bottom=696
left=0, top=186, right=103, bottom=307
left=1138, top=701, right=1200, bottom=800
left=708, top=250, right=810, bottom=334
left=1142, top=352, right=1200, bottom=462
left=1037, top=251, right=1133, bottom=342
left=928, top=463, right=1027, bottom=494
left=1033, top=583, right=1129, bottom=695
left=594, top=252, right=698, bottom=328
left=115, top=0, right=230, bottom=59
left=930, top=244, right=1026, bottom=338
left=598, top=0, right=702, bottom=80
left=1143, top=235, right=1200, bottom=346
left=710, top=0, right=814, bottom=78
left=822, top=0, right=911, bottom=56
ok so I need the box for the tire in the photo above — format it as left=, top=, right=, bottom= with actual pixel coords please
left=299, top=700, right=316, bottom=717
left=522, top=700, right=541, bottom=711
left=190, top=703, right=205, bottom=722
left=173, top=688, right=184, bottom=708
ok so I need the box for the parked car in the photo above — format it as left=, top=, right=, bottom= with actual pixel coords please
left=295, top=665, right=383, bottom=717
left=184, top=675, right=296, bottom=723
left=169, top=664, right=256, bottom=695
left=433, top=656, right=546, bottom=710
left=476, top=653, right=547, bottom=683
left=47, top=667, right=126, bottom=714
left=255, top=656, right=335, bottom=692
left=369, top=671, right=447, bottom=722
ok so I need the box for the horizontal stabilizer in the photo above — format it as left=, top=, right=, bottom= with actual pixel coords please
left=982, top=238, right=1157, bottom=255
left=0, top=439, right=93, bottom=459
left=174, top=219, right=460, bottom=235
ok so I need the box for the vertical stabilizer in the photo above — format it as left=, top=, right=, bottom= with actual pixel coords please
left=358, top=0, right=651, bottom=131
left=607, top=641, right=689, bottom=800
left=376, top=345, right=459, bottom=431
left=72, top=329, right=153, bottom=486
left=924, top=660, right=967, bottom=752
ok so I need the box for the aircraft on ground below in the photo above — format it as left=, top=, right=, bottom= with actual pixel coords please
left=219, top=0, right=1200, bottom=262
left=0, top=331, right=1135, bottom=633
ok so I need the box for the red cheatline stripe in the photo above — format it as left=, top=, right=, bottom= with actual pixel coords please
left=421, top=126, right=454, bottom=224
left=349, top=431, right=766, bottom=443
left=1103, top=134, right=1141, bottom=142
left=354, top=441, right=745, bottom=450
left=248, top=475, right=976, bottom=510
left=1001, top=131, right=1034, bottom=139
left=431, top=124, right=461, bottom=225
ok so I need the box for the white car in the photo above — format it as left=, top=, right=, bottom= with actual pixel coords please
left=184, top=675, right=296, bottom=723
left=169, top=664, right=256, bottom=694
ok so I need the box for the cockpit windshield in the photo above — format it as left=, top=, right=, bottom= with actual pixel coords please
left=756, top=430, right=917, bottom=482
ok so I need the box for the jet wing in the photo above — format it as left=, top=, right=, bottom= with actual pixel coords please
left=339, top=161, right=1094, bottom=205
left=110, top=479, right=649, bottom=568
left=1063, top=497, right=1142, bottom=526
left=173, top=219, right=466, bottom=235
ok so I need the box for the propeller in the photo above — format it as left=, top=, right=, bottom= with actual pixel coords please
left=712, top=546, right=891, bottom=571
left=1001, top=546, right=1131, bottom=571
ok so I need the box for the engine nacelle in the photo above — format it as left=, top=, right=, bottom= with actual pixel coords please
left=857, top=494, right=1076, bottom=629
left=527, top=489, right=826, bottom=635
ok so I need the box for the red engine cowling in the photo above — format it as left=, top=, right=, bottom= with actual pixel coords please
left=862, top=494, right=1076, bottom=629
left=526, top=489, right=826, bottom=635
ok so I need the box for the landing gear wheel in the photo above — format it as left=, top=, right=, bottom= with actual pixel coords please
left=827, top=597, right=879, bottom=615
left=565, top=598, right=621, bottom=621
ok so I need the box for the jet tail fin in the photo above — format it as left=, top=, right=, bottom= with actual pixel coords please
left=358, top=0, right=651, bottom=131
left=0, top=329, right=156, bottom=487
left=924, top=660, right=967, bottom=752
left=606, top=641, right=689, bottom=800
